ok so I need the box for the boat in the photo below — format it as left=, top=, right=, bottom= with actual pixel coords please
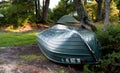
left=37, top=15, right=101, bottom=64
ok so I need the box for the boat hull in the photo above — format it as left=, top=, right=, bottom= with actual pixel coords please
left=37, top=24, right=101, bottom=64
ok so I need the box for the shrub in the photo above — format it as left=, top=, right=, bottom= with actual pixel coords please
left=84, top=52, right=120, bottom=73
left=84, top=24, right=120, bottom=73
left=0, top=2, right=35, bottom=28
left=96, top=25, right=120, bottom=55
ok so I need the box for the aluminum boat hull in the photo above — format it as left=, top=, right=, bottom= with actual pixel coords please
left=37, top=24, right=101, bottom=64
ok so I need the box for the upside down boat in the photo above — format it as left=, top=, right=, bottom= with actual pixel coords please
left=37, top=15, right=101, bottom=64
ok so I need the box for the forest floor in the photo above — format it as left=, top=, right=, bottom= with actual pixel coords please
left=0, top=45, right=84, bottom=73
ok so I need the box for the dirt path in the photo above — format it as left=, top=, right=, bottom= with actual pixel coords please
left=0, top=45, right=83, bottom=73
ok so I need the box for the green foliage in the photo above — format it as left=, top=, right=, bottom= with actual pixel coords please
left=0, top=32, right=38, bottom=46
left=52, top=1, right=67, bottom=22
left=85, top=1, right=119, bottom=22
left=114, top=0, right=120, bottom=10
left=84, top=64, right=93, bottom=73
left=0, top=17, right=6, bottom=26
left=83, top=24, right=120, bottom=73
left=85, top=1, right=97, bottom=21
left=1, top=0, right=119, bottom=27
left=46, top=8, right=55, bottom=23
left=96, top=24, right=120, bottom=55
left=85, top=52, right=120, bottom=73
left=109, top=1, right=119, bottom=22
left=51, top=0, right=74, bottom=22
left=98, top=52, right=120, bottom=72
left=0, top=2, right=9, bottom=26
left=0, top=0, right=35, bottom=28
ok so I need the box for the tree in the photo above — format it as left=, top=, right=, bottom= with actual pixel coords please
left=73, top=0, right=97, bottom=31
left=103, top=0, right=112, bottom=31
left=1, top=0, right=35, bottom=28
left=114, top=0, right=120, bottom=21
left=41, top=0, right=50, bottom=23
left=35, top=0, right=41, bottom=23
left=95, top=0, right=103, bottom=21
left=52, top=0, right=70, bottom=22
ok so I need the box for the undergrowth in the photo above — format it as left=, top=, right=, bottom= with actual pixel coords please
left=84, top=24, right=120, bottom=73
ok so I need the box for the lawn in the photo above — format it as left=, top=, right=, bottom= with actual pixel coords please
left=0, top=31, right=39, bottom=47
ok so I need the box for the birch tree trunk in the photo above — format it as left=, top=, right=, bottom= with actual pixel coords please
left=73, top=0, right=97, bottom=31
left=103, top=0, right=112, bottom=31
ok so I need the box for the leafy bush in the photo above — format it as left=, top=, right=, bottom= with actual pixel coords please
left=0, top=1, right=35, bottom=28
left=96, top=25, right=120, bottom=55
left=84, top=52, right=120, bottom=73
left=84, top=24, right=120, bottom=73
left=98, top=52, right=120, bottom=73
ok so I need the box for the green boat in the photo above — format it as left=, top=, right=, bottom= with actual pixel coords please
left=37, top=15, right=101, bottom=64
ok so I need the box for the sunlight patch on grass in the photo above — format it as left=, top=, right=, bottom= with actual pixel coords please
left=0, top=32, right=39, bottom=47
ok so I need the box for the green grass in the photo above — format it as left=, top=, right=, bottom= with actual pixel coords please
left=19, top=54, right=46, bottom=61
left=0, top=31, right=38, bottom=47
left=60, top=69, right=66, bottom=73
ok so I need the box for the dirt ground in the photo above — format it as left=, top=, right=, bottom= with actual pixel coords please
left=0, top=45, right=84, bottom=73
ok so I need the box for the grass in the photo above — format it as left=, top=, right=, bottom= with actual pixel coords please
left=60, top=69, right=66, bottom=73
left=0, top=31, right=38, bottom=47
left=19, top=54, right=46, bottom=61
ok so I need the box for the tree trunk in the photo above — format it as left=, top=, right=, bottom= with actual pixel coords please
left=103, top=0, right=111, bottom=31
left=73, top=0, right=97, bottom=31
left=41, top=0, right=50, bottom=23
left=35, top=0, right=41, bottom=28
left=95, top=0, right=103, bottom=22
left=35, top=0, right=41, bottom=23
